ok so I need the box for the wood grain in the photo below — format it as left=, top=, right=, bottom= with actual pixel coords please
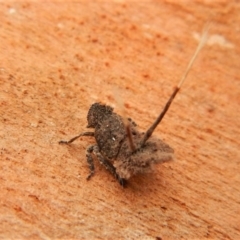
left=0, top=2, right=239, bottom=239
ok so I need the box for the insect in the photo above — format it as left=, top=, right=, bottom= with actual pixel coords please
left=59, top=26, right=209, bottom=187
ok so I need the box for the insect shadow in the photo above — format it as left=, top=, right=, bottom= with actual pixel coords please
left=59, top=26, right=209, bottom=187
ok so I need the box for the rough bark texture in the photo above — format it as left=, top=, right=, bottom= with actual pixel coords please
left=0, top=1, right=239, bottom=239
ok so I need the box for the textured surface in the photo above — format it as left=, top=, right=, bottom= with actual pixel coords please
left=0, top=1, right=240, bottom=239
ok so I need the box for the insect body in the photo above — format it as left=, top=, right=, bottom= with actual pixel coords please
left=59, top=103, right=174, bottom=186
left=59, top=26, right=209, bottom=187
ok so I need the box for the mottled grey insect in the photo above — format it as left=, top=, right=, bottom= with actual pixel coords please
left=59, top=27, right=208, bottom=187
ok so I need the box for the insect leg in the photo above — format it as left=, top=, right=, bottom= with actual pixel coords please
left=59, top=132, right=94, bottom=144
left=93, top=146, right=127, bottom=187
left=86, top=145, right=95, bottom=180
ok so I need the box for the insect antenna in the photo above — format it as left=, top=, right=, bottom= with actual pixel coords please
left=140, top=23, right=210, bottom=148
left=124, top=118, right=136, bottom=152
left=114, top=87, right=136, bottom=152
